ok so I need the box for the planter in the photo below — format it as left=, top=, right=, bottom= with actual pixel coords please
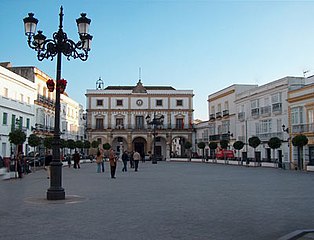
left=46, top=79, right=55, bottom=92
left=307, top=165, right=314, bottom=172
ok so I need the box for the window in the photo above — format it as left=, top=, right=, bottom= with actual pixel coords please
left=116, top=118, right=124, bottom=128
left=156, top=99, right=163, bottom=106
left=211, top=106, right=215, bottom=114
left=222, top=120, right=230, bottom=133
left=217, top=104, right=222, bottom=112
left=116, top=100, right=123, bottom=106
left=175, top=118, right=184, bottom=129
left=224, top=101, right=229, bottom=110
left=308, top=110, right=314, bottom=124
left=20, top=94, right=24, bottom=102
left=96, top=99, right=103, bottom=106
left=259, top=119, right=272, bottom=133
left=209, top=123, right=215, bottom=135
left=26, top=118, right=30, bottom=129
left=2, top=112, right=8, bottom=125
left=176, top=100, right=183, bottom=106
left=3, top=88, right=8, bottom=98
left=27, top=97, right=31, bottom=105
left=96, top=118, right=104, bottom=129
left=136, top=116, right=144, bottom=129
left=271, top=93, right=282, bottom=103
left=251, top=99, right=259, bottom=109
left=97, top=138, right=102, bottom=145
left=291, top=107, right=303, bottom=125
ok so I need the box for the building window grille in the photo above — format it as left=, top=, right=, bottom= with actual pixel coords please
left=96, top=99, right=103, bottom=106
left=96, top=118, right=104, bottom=130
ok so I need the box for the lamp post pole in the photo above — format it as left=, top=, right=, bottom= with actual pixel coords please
left=23, top=6, right=92, bottom=200
left=146, top=113, right=164, bottom=164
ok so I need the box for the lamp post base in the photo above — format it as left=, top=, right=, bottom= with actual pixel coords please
left=46, top=161, right=65, bottom=200
left=47, top=189, right=65, bottom=200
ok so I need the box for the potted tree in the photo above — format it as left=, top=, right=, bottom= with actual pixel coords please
left=292, top=134, right=308, bottom=170
left=267, top=137, right=282, bottom=168
left=233, top=140, right=245, bottom=165
left=208, top=142, right=218, bottom=162
left=28, top=134, right=41, bottom=172
left=9, top=129, right=26, bottom=178
left=197, top=142, right=206, bottom=162
left=220, top=139, right=229, bottom=164
left=248, top=136, right=261, bottom=166
left=184, top=141, right=192, bottom=161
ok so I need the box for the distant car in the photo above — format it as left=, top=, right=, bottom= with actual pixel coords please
left=26, top=156, right=45, bottom=167
left=216, top=149, right=235, bottom=160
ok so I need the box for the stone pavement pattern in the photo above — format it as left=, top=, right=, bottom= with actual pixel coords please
left=1, top=161, right=314, bottom=240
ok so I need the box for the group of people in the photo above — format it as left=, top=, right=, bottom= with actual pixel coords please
left=95, top=149, right=142, bottom=179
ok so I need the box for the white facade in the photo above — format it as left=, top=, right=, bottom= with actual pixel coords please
left=235, top=77, right=304, bottom=163
left=0, top=64, right=36, bottom=159
left=0, top=63, right=85, bottom=158
left=205, top=84, right=257, bottom=155
left=86, top=80, right=194, bottom=159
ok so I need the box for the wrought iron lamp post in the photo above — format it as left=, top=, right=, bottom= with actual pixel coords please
left=23, top=6, right=92, bottom=200
left=146, top=113, right=164, bottom=164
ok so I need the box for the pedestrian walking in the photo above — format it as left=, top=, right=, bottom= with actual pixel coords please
left=73, top=151, right=80, bottom=169
left=129, top=151, right=134, bottom=168
left=133, top=150, right=141, bottom=172
left=67, top=154, right=71, bottom=168
left=17, top=152, right=23, bottom=178
left=45, top=151, right=52, bottom=179
left=109, top=148, right=117, bottom=178
left=95, top=151, right=103, bottom=173
left=122, top=150, right=128, bottom=172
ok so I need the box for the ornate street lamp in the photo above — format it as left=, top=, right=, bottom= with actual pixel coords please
left=146, top=113, right=164, bottom=164
left=23, top=6, right=92, bottom=200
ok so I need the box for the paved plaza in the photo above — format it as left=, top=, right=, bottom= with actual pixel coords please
left=1, top=161, right=314, bottom=240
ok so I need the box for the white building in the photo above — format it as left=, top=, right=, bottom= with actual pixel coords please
left=235, top=76, right=304, bottom=164
left=207, top=84, right=257, bottom=157
left=1, top=63, right=84, bottom=158
left=85, top=79, right=194, bottom=159
left=0, top=63, right=36, bottom=159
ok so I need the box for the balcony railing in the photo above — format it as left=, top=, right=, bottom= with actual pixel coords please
left=272, top=103, right=282, bottom=113
left=209, top=133, right=231, bottom=141
left=292, top=124, right=314, bottom=133
left=223, top=110, right=229, bottom=117
left=216, top=112, right=222, bottom=119
left=87, top=124, right=192, bottom=131
left=37, top=94, right=55, bottom=107
left=251, top=108, right=260, bottom=118
left=209, top=114, right=215, bottom=121
left=256, top=132, right=283, bottom=141
left=260, top=106, right=271, bottom=116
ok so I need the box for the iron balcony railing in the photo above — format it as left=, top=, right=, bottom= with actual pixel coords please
left=292, top=123, right=314, bottom=133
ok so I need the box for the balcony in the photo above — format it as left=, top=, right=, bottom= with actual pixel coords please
left=209, top=114, right=215, bottom=121
left=272, top=103, right=282, bottom=114
left=260, top=106, right=271, bottom=116
left=256, top=132, right=283, bottom=141
left=223, top=110, right=229, bottom=117
left=251, top=108, right=260, bottom=118
left=292, top=124, right=314, bottom=134
left=238, top=112, right=245, bottom=121
left=216, top=112, right=222, bottom=119
left=209, top=133, right=231, bottom=141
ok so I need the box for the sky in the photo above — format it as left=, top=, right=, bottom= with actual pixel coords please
left=1, top=0, right=314, bottom=120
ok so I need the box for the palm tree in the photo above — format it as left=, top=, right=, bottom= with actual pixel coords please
left=292, top=134, right=308, bottom=170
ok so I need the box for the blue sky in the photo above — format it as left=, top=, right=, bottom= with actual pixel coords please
left=1, top=0, right=314, bottom=120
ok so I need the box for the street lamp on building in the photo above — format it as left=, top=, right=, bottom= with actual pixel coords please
left=146, top=113, right=164, bottom=164
left=23, top=6, right=92, bottom=200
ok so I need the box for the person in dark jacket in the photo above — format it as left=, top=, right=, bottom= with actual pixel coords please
left=45, top=152, right=53, bottom=179
left=73, top=151, right=80, bottom=169
left=122, top=150, right=129, bottom=172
